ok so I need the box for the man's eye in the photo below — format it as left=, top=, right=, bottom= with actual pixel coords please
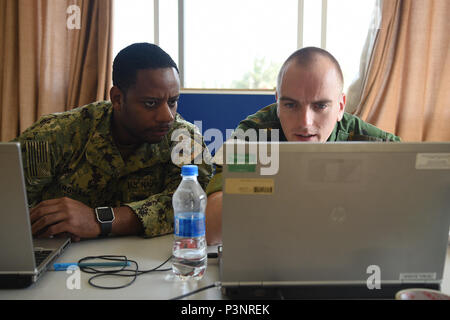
left=144, top=101, right=157, bottom=108
left=283, top=103, right=295, bottom=109
left=168, top=99, right=178, bottom=108
left=314, top=103, right=328, bottom=110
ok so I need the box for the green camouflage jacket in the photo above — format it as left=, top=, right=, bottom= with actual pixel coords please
left=205, top=103, right=400, bottom=195
left=12, top=101, right=212, bottom=238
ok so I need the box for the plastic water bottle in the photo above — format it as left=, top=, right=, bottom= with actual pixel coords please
left=172, top=165, right=207, bottom=280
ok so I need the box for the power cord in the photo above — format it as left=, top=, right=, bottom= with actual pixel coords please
left=77, top=252, right=221, bottom=295
left=78, top=254, right=172, bottom=289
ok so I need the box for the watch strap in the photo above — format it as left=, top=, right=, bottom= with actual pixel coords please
left=99, top=219, right=112, bottom=237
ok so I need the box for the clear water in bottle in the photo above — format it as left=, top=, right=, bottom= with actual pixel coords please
left=172, top=165, right=207, bottom=280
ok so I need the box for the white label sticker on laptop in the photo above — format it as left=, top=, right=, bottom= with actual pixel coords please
left=399, top=273, right=437, bottom=281
left=416, top=153, right=450, bottom=170
left=225, top=178, right=274, bottom=195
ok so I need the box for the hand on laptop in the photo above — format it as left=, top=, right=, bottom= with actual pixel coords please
left=30, top=197, right=100, bottom=242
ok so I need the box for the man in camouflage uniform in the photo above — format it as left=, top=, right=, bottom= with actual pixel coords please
left=204, top=47, right=400, bottom=244
left=12, top=43, right=212, bottom=241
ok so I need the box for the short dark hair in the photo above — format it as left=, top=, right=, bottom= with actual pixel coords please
left=277, top=47, right=344, bottom=92
left=112, top=43, right=179, bottom=92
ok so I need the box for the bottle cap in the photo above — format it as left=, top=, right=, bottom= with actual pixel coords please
left=181, top=165, right=198, bottom=176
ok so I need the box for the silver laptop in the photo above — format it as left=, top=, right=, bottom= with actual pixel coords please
left=0, top=142, right=70, bottom=288
left=220, top=142, right=450, bottom=299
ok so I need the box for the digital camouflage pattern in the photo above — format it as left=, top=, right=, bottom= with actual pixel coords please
left=12, top=101, right=213, bottom=238
left=205, top=103, right=400, bottom=195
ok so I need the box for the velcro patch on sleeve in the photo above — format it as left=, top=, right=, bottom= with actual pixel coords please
left=25, top=141, right=52, bottom=178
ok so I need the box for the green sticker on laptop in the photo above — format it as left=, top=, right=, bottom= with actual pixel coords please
left=227, top=153, right=256, bottom=172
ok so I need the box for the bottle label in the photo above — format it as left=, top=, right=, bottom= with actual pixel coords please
left=175, top=212, right=205, bottom=237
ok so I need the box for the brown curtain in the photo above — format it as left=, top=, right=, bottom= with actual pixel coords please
left=354, top=0, right=450, bottom=141
left=0, top=0, right=113, bottom=141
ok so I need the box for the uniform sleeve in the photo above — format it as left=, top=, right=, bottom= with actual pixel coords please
left=355, top=124, right=402, bottom=142
left=124, top=163, right=181, bottom=237
left=386, top=133, right=401, bottom=142
left=10, top=118, right=64, bottom=207
left=125, top=123, right=213, bottom=238
left=338, top=113, right=402, bottom=142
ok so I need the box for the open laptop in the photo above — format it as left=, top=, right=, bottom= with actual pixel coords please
left=0, top=142, right=70, bottom=289
left=220, top=141, right=450, bottom=299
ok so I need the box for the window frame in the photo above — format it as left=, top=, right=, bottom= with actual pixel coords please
left=149, top=0, right=354, bottom=91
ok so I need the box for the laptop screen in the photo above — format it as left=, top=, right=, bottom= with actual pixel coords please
left=221, top=142, right=450, bottom=288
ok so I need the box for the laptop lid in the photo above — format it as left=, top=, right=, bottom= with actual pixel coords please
left=0, top=142, right=70, bottom=287
left=221, top=142, right=450, bottom=291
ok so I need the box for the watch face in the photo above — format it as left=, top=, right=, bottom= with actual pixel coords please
left=96, top=207, right=114, bottom=222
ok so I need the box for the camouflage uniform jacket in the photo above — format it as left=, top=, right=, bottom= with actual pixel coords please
left=12, top=101, right=212, bottom=238
left=205, top=103, right=400, bottom=195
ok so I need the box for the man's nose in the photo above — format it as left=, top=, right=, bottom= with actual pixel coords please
left=155, top=103, right=175, bottom=123
left=298, top=106, right=314, bottom=127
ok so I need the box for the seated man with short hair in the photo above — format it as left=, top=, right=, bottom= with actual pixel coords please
left=12, top=43, right=212, bottom=241
left=205, top=47, right=400, bottom=245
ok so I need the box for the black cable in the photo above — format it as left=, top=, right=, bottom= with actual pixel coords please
left=77, top=251, right=219, bottom=292
left=77, top=254, right=172, bottom=290
left=170, top=282, right=220, bottom=300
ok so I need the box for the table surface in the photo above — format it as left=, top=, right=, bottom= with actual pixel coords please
left=0, top=235, right=449, bottom=300
left=0, top=235, right=222, bottom=300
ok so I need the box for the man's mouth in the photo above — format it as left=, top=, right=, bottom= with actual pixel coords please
left=149, top=126, right=171, bottom=137
left=293, top=133, right=318, bottom=141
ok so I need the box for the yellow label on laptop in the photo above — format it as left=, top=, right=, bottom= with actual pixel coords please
left=225, top=178, right=274, bottom=195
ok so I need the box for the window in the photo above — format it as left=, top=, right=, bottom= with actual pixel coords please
left=326, top=0, right=378, bottom=92
left=113, top=0, right=155, bottom=58
left=113, top=0, right=378, bottom=92
left=184, top=0, right=297, bottom=89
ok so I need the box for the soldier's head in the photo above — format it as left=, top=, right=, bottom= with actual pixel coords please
left=110, top=43, right=180, bottom=145
left=275, top=47, right=346, bottom=142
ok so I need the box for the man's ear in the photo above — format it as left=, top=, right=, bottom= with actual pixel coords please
left=337, top=93, right=346, bottom=121
left=110, top=86, right=124, bottom=111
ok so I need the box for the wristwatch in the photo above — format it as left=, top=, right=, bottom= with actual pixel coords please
left=95, top=207, right=115, bottom=237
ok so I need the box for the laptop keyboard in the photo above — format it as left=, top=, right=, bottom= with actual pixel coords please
left=34, top=250, right=53, bottom=266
